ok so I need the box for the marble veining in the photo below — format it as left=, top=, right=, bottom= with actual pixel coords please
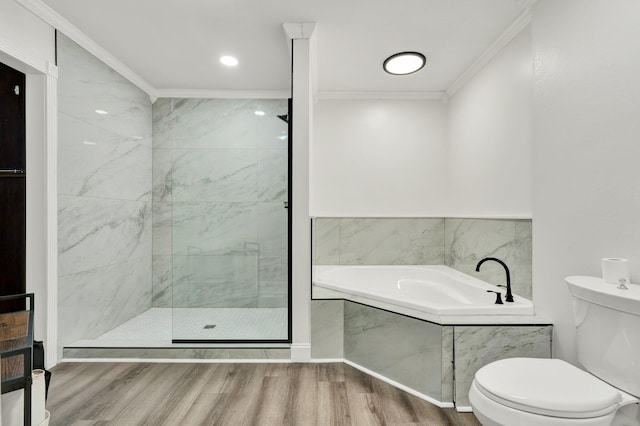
left=312, top=218, right=340, bottom=265
left=152, top=98, right=288, bottom=310
left=152, top=202, right=172, bottom=256
left=171, top=148, right=258, bottom=203
left=312, top=217, right=532, bottom=299
left=57, top=34, right=151, bottom=144
left=58, top=112, right=151, bottom=201
left=58, top=197, right=151, bottom=277
left=58, top=257, right=152, bottom=347
left=258, top=256, right=288, bottom=308
left=171, top=202, right=258, bottom=256
left=57, top=33, right=153, bottom=347
left=152, top=148, right=172, bottom=202
left=344, top=301, right=443, bottom=400
left=445, top=218, right=532, bottom=300
left=339, top=218, right=445, bottom=265
left=172, top=255, right=259, bottom=308
left=311, top=300, right=344, bottom=359
left=441, top=326, right=454, bottom=402
left=258, top=148, right=288, bottom=202
left=453, top=325, right=552, bottom=407
left=338, top=300, right=551, bottom=409
left=258, top=202, right=288, bottom=257
left=152, top=255, right=172, bottom=308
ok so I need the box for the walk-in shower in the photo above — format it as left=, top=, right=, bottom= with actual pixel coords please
left=157, top=98, right=291, bottom=343
left=56, top=33, right=290, bottom=349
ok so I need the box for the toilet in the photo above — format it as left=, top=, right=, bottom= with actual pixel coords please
left=469, top=276, right=640, bottom=426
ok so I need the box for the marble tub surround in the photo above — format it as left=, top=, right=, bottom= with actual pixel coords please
left=341, top=301, right=552, bottom=410
left=313, top=217, right=445, bottom=265
left=313, top=284, right=547, bottom=326
left=152, top=98, right=288, bottom=312
left=312, top=217, right=532, bottom=299
left=344, top=301, right=448, bottom=403
left=445, top=219, right=532, bottom=300
left=57, top=33, right=152, bottom=348
left=453, top=325, right=552, bottom=409
left=310, top=300, right=344, bottom=359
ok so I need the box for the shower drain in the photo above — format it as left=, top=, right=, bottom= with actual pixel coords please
left=203, top=324, right=217, bottom=329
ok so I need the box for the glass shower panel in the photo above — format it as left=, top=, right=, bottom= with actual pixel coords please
left=166, top=98, right=289, bottom=342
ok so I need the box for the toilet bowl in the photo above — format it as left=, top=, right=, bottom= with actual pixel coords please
left=469, top=358, right=636, bottom=426
left=469, top=276, right=640, bottom=426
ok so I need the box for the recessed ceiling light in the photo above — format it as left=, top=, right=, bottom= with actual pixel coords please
left=383, top=52, right=426, bottom=75
left=95, top=109, right=108, bottom=115
left=220, top=56, right=238, bottom=66
left=254, top=110, right=265, bottom=116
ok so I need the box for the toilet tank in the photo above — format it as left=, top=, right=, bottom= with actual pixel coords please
left=566, top=276, right=640, bottom=398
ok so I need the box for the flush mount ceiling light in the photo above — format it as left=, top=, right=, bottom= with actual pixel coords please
left=254, top=110, right=265, bottom=116
left=95, top=109, right=108, bottom=115
left=383, top=52, right=426, bottom=75
left=220, top=56, right=238, bottom=66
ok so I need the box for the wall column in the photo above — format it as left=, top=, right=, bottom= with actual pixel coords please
left=284, top=23, right=316, bottom=362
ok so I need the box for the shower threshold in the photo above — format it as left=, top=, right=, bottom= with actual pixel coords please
left=67, top=307, right=288, bottom=348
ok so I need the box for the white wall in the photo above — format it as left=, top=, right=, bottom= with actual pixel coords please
left=0, top=0, right=54, bottom=70
left=447, top=27, right=532, bottom=218
left=312, top=28, right=532, bottom=218
left=532, top=0, right=640, bottom=363
left=312, top=99, right=448, bottom=216
left=0, top=0, right=55, bottom=359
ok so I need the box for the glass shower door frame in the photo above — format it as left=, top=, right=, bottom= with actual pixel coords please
left=170, top=98, right=292, bottom=344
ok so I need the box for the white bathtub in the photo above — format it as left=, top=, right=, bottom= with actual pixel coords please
left=313, top=265, right=534, bottom=316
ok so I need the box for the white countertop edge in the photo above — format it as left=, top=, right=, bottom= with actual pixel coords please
left=312, top=285, right=551, bottom=326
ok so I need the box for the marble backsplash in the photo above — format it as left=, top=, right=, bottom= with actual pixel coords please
left=313, top=217, right=532, bottom=299
left=152, top=98, right=289, bottom=309
left=57, top=33, right=153, bottom=347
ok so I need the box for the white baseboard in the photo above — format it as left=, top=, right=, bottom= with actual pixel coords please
left=456, top=406, right=473, bottom=412
left=309, top=358, right=343, bottom=363
left=290, top=343, right=311, bottom=362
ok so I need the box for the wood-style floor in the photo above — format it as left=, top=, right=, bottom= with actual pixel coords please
left=47, top=362, right=482, bottom=426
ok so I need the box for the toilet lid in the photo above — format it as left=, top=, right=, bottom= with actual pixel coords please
left=474, top=358, right=622, bottom=419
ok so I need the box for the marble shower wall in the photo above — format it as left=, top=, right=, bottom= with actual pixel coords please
left=152, top=99, right=288, bottom=308
left=313, top=217, right=532, bottom=299
left=57, top=34, right=152, bottom=347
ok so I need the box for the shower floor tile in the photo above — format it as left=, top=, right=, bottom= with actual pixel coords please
left=69, top=307, right=288, bottom=347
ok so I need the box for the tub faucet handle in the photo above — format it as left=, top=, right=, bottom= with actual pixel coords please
left=486, top=290, right=504, bottom=305
left=618, top=278, right=629, bottom=290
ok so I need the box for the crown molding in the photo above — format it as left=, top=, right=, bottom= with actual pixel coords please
left=0, top=37, right=48, bottom=74
left=154, top=89, right=291, bottom=100
left=283, top=23, right=317, bottom=40
left=15, top=0, right=157, bottom=97
left=446, top=8, right=532, bottom=97
left=317, top=91, right=446, bottom=101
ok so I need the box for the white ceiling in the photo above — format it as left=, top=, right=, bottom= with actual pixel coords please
left=40, top=0, right=532, bottom=94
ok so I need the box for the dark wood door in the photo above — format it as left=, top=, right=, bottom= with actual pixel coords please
left=0, top=62, right=26, bottom=311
